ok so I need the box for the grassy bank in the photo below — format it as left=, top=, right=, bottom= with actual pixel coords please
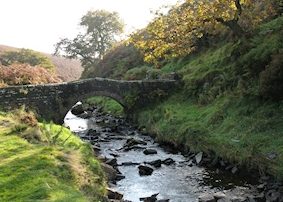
left=86, top=96, right=124, bottom=116
left=0, top=109, right=106, bottom=201
left=135, top=94, right=283, bottom=178
left=134, top=16, right=283, bottom=178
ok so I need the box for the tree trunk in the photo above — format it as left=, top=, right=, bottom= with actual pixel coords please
left=216, top=18, right=245, bottom=38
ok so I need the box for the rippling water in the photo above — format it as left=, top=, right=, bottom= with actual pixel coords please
left=64, top=109, right=260, bottom=202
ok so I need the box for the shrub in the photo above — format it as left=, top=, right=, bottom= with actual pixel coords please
left=259, top=53, right=283, bottom=100
left=82, top=42, right=145, bottom=79
left=124, top=66, right=149, bottom=80
left=0, top=63, right=61, bottom=86
left=0, top=49, right=55, bottom=70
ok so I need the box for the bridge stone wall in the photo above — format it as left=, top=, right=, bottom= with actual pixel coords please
left=0, top=78, right=179, bottom=123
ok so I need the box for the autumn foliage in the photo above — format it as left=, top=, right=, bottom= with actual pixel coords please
left=0, top=63, right=61, bottom=87
left=130, top=0, right=279, bottom=65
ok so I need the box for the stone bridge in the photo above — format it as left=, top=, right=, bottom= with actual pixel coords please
left=0, top=78, right=179, bottom=123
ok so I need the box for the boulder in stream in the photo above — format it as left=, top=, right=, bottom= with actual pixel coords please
left=140, top=193, right=158, bottom=202
left=71, top=104, right=84, bottom=115
left=106, top=158, right=118, bottom=167
left=126, top=138, right=147, bottom=147
left=198, top=194, right=216, bottom=202
left=101, top=163, right=117, bottom=181
left=107, top=188, right=123, bottom=200
left=143, top=149, right=158, bottom=155
left=146, top=159, right=162, bottom=168
left=138, top=165, right=154, bottom=176
left=162, top=158, right=175, bottom=166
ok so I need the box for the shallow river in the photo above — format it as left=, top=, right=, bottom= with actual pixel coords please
left=64, top=107, right=262, bottom=202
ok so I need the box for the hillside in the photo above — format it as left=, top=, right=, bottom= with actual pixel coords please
left=83, top=15, right=283, bottom=179
left=0, top=45, right=83, bottom=82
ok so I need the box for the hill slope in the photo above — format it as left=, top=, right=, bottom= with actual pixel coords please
left=0, top=45, right=83, bottom=82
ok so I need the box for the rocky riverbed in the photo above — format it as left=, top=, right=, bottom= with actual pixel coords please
left=64, top=104, right=283, bottom=202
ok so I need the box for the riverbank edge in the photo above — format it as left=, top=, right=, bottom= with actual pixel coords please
left=131, top=93, right=283, bottom=181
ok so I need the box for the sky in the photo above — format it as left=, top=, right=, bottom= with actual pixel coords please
left=0, top=0, right=179, bottom=54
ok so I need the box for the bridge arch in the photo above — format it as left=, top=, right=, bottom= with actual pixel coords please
left=0, top=77, right=180, bottom=123
left=61, top=91, right=127, bottom=119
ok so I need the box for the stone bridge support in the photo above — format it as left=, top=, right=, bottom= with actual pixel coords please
left=0, top=78, right=179, bottom=123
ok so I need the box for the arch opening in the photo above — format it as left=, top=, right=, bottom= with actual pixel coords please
left=84, top=95, right=124, bottom=117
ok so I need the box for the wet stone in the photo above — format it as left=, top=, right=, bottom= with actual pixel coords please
left=265, top=189, right=281, bottom=202
left=140, top=193, right=159, bottom=202
left=121, top=162, right=140, bottom=166
left=198, top=194, right=216, bottom=202
left=162, top=158, right=175, bottom=166
left=138, top=165, right=154, bottom=176
left=115, top=174, right=126, bottom=181
left=213, top=192, right=226, bottom=199
left=71, top=104, right=84, bottom=115
left=231, top=166, right=238, bottom=174
left=92, top=145, right=101, bottom=152
left=146, top=159, right=162, bottom=168
left=126, top=138, right=147, bottom=147
left=124, top=145, right=146, bottom=151
left=143, top=149, right=158, bottom=155
left=106, top=158, right=118, bottom=167
left=101, top=163, right=117, bottom=181
left=86, top=128, right=98, bottom=136
left=107, top=188, right=123, bottom=200
left=195, top=152, right=203, bottom=164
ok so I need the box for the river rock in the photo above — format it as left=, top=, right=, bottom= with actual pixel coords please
left=195, top=152, right=203, bottom=164
left=143, top=149, right=158, bottom=155
left=106, top=158, right=118, bottom=167
left=213, top=192, right=226, bottom=200
left=101, top=163, right=117, bottom=181
left=86, top=129, right=98, bottom=136
left=107, top=188, right=123, bottom=200
left=126, top=138, right=147, bottom=147
left=254, top=192, right=265, bottom=201
left=265, top=189, right=281, bottom=202
left=162, top=158, right=175, bottom=166
left=124, top=145, right=146, bottom=151
left=115, top=174, right=125, bottom=181
left=92, top=145, right=101, bottom=152
left=231, top=166, right=238, bottom=174
left=121, top=162, right=140, bottom=166
left=140, top=193, right=159, bottom=202
left=79, top=111, right=92, bottom=119
left=138, top=165, right=154, bottom=176
left=198, top=193, right=216, bottom=202
left=147, top=159, right=162, bottom=168
left=71, top=104, right=84, bottom=115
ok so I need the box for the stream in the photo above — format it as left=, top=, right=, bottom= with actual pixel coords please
left=64, top=104, right=276, bottom=202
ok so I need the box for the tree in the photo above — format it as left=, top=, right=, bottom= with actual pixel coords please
left=54, top=10, right=124, bottom=68
left=130, top=0, right=278, bottom=65
left=0, top=49, right=55, bottom=70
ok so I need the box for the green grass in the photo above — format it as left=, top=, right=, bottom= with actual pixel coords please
left=0, top=110, right=106, bottom=202
left=135, top=16, right=283, bottom=179
left=86, top=96, right=124, bottom=116
left=136, top=94, right=283, bottom=178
